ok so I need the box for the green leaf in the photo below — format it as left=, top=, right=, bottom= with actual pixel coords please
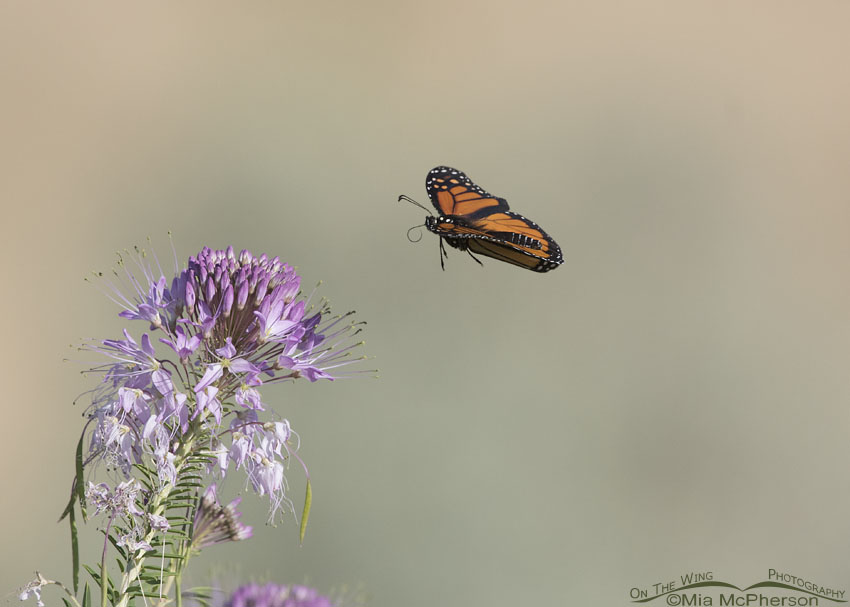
left=144, top=552, right=186, bottom=560
left=132, top=463, right=154, bottom=479
left=58, top=484, right=75, bottom=522
left=106, top=534, right=128, bottom=560
left=58, top=432, right=87, bottom=593
left=82, top=582, right=91, bottom=607
left=165, top=488, right=193, bottom=497
left=186, top=456, right=213, bottom=466
left=175, top=481, right=204, bottom=489
left=300, top=479, right=312, bottom=545
left=105, top=572, right=117, bottom=594
left=75, top=433, right=88, bottom=516
left=175, top=480, right=204, bottom=489
left=83, top=565, right=99, bottom=585
left=84, top=564, right=117, bottom=603
left=132, top=475, right=153, bottom=493
left=140, top=570, right=178, bottom=578
left=69, top=496, right=80, bottom=594
left=183, top=586, right=214, bottom=607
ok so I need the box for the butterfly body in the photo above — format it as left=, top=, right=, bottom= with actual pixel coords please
left=421, top=166, right=563, bottom=273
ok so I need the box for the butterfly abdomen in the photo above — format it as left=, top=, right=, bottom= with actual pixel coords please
left=506, top=230, right=544, bottom=250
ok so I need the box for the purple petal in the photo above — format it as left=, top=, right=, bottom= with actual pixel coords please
left=194, top=364, right=223, bottom=393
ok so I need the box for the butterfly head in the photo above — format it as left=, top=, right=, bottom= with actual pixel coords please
left=423, top=215, right=439, bottom=232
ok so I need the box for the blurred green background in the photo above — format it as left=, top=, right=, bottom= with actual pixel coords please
left=2, top=2, right=850, bottom=605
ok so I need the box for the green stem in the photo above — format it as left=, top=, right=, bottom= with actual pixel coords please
left=38, top=575, right=85, bottom=607
left=101, top=512, right=117, bottom=607
left=54, top=582, right=85, bottom=607
left=156, top=489, right=195, bottom=605
left=154, top=545, right=184, bottom=606
left=114, top=428, right=200, bottom=607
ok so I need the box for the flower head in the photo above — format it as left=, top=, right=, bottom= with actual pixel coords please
left=86, top=480, right=145, bottom=518
left=18, top=572, right=49, bottom=607
left=223, top=583, right=335, bottom=607
left=191, top=484, right=253, bottom=550
left=82, top=244, right=367, bottom=521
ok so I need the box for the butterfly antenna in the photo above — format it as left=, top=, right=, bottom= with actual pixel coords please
left=398, top=194, right=433, bottom=216
left=406, top=224, right=425, bottom=243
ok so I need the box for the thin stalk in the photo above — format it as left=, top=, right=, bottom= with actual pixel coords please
left=154, top=525, right=193, bottom=606
left=31, top=574, right=84, bottom=607
left=101, top=511, right=117, bottom=607
left=114, top=425, right=201, bottom=607
left=156, top=487, right=196, bottom=605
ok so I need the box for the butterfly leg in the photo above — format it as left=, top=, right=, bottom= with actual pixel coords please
left=439, top=238, right=447, bottom=271
left=466, top=248, right=484, bottom=267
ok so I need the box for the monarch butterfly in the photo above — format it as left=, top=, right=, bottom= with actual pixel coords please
left=399, top=166, right=563, bottom=272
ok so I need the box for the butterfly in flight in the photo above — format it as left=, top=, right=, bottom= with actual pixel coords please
left=399, top=166, right=563, bottom=272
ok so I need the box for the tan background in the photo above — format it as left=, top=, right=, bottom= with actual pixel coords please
left=2, top=2, right=849, bottom=605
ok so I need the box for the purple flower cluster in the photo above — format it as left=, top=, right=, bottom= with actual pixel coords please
left=86, top=480, right=144, bottom=518
left=85, top=246, right=364, bottom=520
left=85, top=480, right=158, bottom=553
left=223, top=583, right=335, bottom=607
left=18, top=573, right=49, bottom=607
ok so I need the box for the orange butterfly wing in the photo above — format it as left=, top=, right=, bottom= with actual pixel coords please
left=426, top=166, right=509, bottom=217
left=424, top=166, right=563, bottom=272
